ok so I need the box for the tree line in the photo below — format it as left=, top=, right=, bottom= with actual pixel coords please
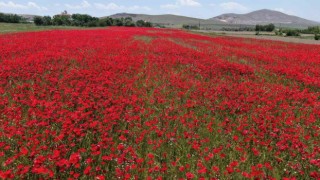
left=300, top=26, right=320, bottom=40
left=274, top=26, right=320, bottom=40
left=255, top=23, right=275, bottom=32
left=0, top=13, right=24, bottom=23
left=300, top=26, right=320, bottom=34
left=34, top=13, right=152, bottom=27
left=182, top=24, right=200, bottom=30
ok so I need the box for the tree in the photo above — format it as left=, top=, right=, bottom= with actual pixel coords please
left=136, top=20, right=145, bottom=27
left=144, top=21, right=152, bottom=27
left=53, top=15, right=71, bottom=26
left=255, top=24, right=275, bottom=32
left=265, top=23, right=275, bottom=32
left=71, top=14, right=97, bottom=26
left=182, top=24, right=199, bottom=30
left=87, top=20, right=99, bottom=27
left=0, top=13, right=22, bottom=23
left=33, top=16, right=44, bottom=26
left=0, top=13, right=4, bottom=22
left=10, top=14, right=21, bottom=23
left=136, top=20, right=152, bottom=27
left=98, top=17, right=113, bottom=27
left=306, top=26, right=320, bottom=34
left=113, top=18, right=124, bottom=26
left=124, top=17, right=135, bottom=27
left=285, top=29, right=300, bottom=36
left=255, top=25, right=261, bottom=32
left=43, top=16, right=52, bottom=25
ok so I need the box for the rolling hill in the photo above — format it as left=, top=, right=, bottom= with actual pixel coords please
left=108, top=10, right=319, bottom=28
left=211, top=9, right=319, bottom=28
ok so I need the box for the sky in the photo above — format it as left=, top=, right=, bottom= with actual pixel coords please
left=0, top=0, right=319, bottom=22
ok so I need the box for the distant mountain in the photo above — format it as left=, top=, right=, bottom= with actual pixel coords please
left=211, top=9, right=319, bottom=27
left=107, top=13, right=220, bottom=26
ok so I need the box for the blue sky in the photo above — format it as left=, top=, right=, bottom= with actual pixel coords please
left=0, top=0, right=319, bottom=21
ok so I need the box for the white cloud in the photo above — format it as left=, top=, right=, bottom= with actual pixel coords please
left=219, top=2, right=248, bottom=12
left=161, top=0, right=201, bottom=9
left=0, top=1, right=27, bottom=9
left=94, top=3, right=123, bottom=10
left=0, top=1, right=47, bottom=11
left=65, top=0, right=91, bottom=9
left=178, top=0, right=201, bottom=7
left=27, top=2, right=47, bottom=11
left=160, top=4, right=179, bottom=9
left=274, top=8, right=293, bottom=15
left=94, top=2, right=151, bottom=12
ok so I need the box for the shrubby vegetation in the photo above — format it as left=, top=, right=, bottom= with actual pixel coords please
left=70, top=14, right=99, bottom=26
left=33, top=16, right=52, bottom=26
left=153, top=24, right=166, bottom=28
left=34, top=12, right=152, bottom=27
left=221, top=27, right=254, bottom=31
left=301, top=26, right=320, bottom=34
left=0, top=13, right=24, bottom=23
left=284, top=29, right=300, bottom=36
left=301, top=26, right=320, bottom=40
left=255, top=23, right=275, bottom=32
left=274, top=28, right=300, bottom=37
left=136, top=20, right=152, bottom=27
left=182, top=24, right=200, bottom=30
left=275, top=26, right=320, bottom=39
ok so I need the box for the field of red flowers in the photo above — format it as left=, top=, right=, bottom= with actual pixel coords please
left=0, top=27, right=319, bottom=179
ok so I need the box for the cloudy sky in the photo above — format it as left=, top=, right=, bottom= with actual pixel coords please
left=0, top=0, right=319, bottom=21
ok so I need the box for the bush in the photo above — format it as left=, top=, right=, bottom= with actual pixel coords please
left=315, top=34, right=320, bottom=40
left=221, top=27, right=254, bottom=31
left=275, top=30, right=284, bottom=36
left=33, top=16, right=44, bottom=26
left=124, top=17, right=135, bottom=27
left=71, top=14, right=97, bottom=26
left=53, top=15, right=71, bottom=26
left=136, top=20, right=152, bottom=27
left=255, top=24, right=275, bottom=32
left=301, top=26, right=320, bottom=34
left=87, top=20, right=98, bottom=27
left=182, top=24, right=199, bottom=30
left=285, top=29, right=300, bottom=37
left=98, top=17, right=113, bottom=27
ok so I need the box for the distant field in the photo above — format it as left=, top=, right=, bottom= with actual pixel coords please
left=192, top=30, right=320, bottom=45
left=0, top=23, right=87, bottom=33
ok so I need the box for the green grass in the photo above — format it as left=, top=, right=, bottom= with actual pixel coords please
left=0, top=23, right=92, bottom=34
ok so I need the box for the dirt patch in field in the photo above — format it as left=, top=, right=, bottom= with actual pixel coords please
left=134, top=35, right=155, bottom=43
left=167, top=38, right=198, bottom=50
left=147, top=30, right=173, bottom=34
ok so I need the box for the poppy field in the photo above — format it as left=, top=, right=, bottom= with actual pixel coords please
left=0, top=27, right=319, bottom=179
